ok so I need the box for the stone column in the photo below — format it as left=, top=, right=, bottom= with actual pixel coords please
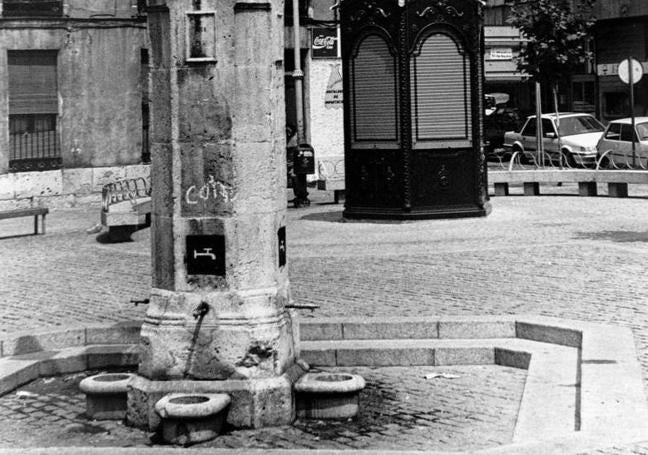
left=128, top=0, right=303, bottom=430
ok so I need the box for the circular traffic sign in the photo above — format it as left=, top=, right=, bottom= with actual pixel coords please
left=619, top=58, right=643, bottom=85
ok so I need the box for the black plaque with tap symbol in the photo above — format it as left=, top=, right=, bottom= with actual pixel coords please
left=186, top=235, right=225, bottom=276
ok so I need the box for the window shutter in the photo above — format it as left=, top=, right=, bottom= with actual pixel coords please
left=410, top=33, right=471, bottom=144
left=351, top=34, right=398, bottom=143
left=8, top=50, right=58, bottom=115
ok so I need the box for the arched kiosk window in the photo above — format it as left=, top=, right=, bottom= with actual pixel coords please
left=349, top=33, right=399, bottom=146
left=410, top=32, right=471, bottom=148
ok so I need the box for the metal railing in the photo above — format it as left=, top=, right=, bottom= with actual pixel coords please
left=101, top=177, right=151, bottom=212
left=489, top=149, right=648, bottom=172
left=9, top=125, right=61, bottom=172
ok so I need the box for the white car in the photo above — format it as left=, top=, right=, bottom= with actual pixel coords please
left=503, top=113, right=605, bottom=167
left=596, top=117, right=648, bottom=168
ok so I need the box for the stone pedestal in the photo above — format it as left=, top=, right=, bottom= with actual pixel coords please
left=128, top=0, right=303, bottom=430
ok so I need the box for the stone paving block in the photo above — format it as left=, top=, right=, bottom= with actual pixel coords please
left=494, top=348, right=531, bottom=369
left=434, top=347, right=494, bottom=366
left=86, top=345, right=139, bottom=369
left=580, top=326, right=648, bottom=437
left=342, top=319, right=438, bottom=340
left=336, top=348, right=435, bottom=366
left=85, top=321, right=142, bottom=345
left=299, top=321, right=343, bottom=341
left=0, top=358, right=40, bottom=395
left=0, top=173, right=15, bottom=200
left=2, top=329, right=86, bottom=357
left=13, top=170, right=63, bottom=199
left=37, top=347, right=88, bottom=376
left=516, top=322, right=582, bottom=348
left=438, top=318, right=515, bottom=339
left=299, top=349, right=336, bottom=367
left=513, top=344, right=578, bottom=442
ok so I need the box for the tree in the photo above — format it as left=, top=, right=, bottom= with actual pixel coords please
left=508, top=0, right=596, bottom=87
left=507, top=0, right=596, bottom=162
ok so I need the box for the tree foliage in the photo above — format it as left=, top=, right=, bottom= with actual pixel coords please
left=507, top=0, right=597, bottom=84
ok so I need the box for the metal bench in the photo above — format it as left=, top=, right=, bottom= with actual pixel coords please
left=101, top=177, right=151, bottom=241
left=0, top=207, right=48, bottom=235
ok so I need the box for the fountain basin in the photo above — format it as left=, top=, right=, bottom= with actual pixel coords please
left=294, top=372, right=366, bottom=419
left=79, top=373, right=134, bottom=420
left=154, top=393, right=231, bottom=445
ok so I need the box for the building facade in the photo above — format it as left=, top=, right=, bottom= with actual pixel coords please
left=0, top=0, right=149, bottom=209
left=593, top=1, right=648, bottom=122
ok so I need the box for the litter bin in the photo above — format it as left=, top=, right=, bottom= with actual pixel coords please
left=292, top=143, right=314, bottom=207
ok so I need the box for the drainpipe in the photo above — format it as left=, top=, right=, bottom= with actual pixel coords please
left=292, top=0, right=305, bottom=143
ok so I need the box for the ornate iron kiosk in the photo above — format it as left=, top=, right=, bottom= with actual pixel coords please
left=341, top=0, right=490, bottom=219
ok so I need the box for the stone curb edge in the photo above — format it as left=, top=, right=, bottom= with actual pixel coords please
left=0, top=315, right=647, bottom=454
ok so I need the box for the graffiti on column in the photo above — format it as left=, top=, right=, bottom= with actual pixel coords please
left=185, top=174, right=234, bottom=206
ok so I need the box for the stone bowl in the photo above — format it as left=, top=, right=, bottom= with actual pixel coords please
left=154, top=393, right=231, bottom=445
left=79, top=372, right=135, bottom=420
left=294, top=372, right=366, bottom=419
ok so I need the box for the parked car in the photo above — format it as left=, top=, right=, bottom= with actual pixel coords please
left=484, top=106, right=522, bottom=160
left=596, top=117, right=648, bottom=168
left=503, top=113, right=605, bottom=167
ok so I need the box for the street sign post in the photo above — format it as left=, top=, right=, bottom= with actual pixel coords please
left=619, top=57, right=643, bottom=167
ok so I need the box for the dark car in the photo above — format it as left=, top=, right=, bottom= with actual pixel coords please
left=484, top=106, right=522, bottom=160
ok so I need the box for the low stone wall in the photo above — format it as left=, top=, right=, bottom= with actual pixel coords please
left=0, top=164, right=150, bottom=211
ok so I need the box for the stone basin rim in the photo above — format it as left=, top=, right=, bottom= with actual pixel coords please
left=155, top=392, right=231, bottom=419
left=79, top=373, right=134, bottom=394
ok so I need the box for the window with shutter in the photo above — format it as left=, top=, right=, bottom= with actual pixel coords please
left=350, top=33, right=399, bottom=147
left=8, top=50, right=58, bottom=115
left=8, top=50, right=60, bottom=172
left=410, top=32, right=471, bottom=148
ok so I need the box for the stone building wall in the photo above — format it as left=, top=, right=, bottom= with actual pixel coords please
left=0, top=0, right=149, bottom=208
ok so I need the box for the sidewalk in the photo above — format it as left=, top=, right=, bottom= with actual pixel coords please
left=2, top=188, right=648, bottom=452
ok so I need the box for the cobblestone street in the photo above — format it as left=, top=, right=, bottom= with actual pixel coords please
left=0, top=365, right=525, bottom=450
left=3, top=187, right=648, bottom=452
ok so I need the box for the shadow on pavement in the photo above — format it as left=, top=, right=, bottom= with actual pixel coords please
left=299, top=211, right=411, bottom=224
left=574, top=230, right=648, bottom=243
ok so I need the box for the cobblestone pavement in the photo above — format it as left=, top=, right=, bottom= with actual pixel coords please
left=3, top=186, right=648, bottom=452
left=0, top=365, right=525, bottom=451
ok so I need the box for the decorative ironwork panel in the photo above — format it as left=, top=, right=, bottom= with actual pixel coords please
left=410, top=149, right=474, bottom=207
left=347, top=150, right=401, bottom=208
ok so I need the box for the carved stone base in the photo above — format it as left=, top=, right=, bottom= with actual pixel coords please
left=126, top=361, right=307, bottom=431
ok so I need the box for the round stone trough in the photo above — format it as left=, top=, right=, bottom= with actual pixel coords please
left=79, top=373, right=134, bottom=420
left=154, top=393, right=231, bottom=446
left=294, top=372, right=366, bottom=419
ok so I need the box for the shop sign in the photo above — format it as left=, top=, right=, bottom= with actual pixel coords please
left=598, top=61, right=648, bottom=77
left=325, top=64, right=343, bottom=108
left=489, top=47, right=513, bottom=60
left=312, top=27, right=339, bottom=58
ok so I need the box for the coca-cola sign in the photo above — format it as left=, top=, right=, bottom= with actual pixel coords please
left=312, top=27, right=339, bottom=58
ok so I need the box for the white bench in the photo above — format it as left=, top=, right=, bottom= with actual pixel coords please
left=489, top=169, right=648, bottom=197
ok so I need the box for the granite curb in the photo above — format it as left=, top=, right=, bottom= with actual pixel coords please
left=0, top=316, right=646, bottom=454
